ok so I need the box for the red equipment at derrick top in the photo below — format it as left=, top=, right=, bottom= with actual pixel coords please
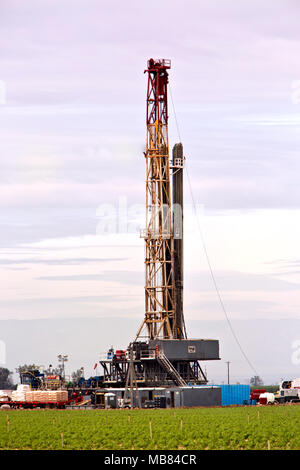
left=145, top=58, right=171, bottom=127
left=146, top=58, right=171, bottom=71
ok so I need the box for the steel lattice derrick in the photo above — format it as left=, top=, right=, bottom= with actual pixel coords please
left=136, top=58, right=176, bottom=341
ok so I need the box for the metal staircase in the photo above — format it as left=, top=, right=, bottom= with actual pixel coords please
left=157, top=351, right=187, bottom=387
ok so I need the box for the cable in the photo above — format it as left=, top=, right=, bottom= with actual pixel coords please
left=169, top=84, right=259, bottom=377
left=185, top=164, right=259, bottom=376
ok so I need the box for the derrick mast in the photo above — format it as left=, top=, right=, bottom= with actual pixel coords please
left=99, top=59, right=220, bottom=392
left=137, top=58, right=176, bottom=340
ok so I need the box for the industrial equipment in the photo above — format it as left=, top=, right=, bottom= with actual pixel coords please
left=97, top=59, right=220, bottom=395
left=252, top=379, right=300, bottom=405
left=258, top=392, right=275, bottom=405
left=20, top=369, right=45, bottom=389
left=11, top=60, right=221, bottom=408
left=0, top=384, right=83, bottom=409
left=275, top=378, right=300, bottom=403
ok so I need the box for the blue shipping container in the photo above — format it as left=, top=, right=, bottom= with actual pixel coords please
left=216, top=384, right=250, bottom=406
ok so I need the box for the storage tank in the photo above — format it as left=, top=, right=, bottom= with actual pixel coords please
left=259, top=392, right=275, bottom=404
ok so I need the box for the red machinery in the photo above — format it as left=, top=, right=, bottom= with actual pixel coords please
left=251, top=388, right=266, bottom=402
left=115, top=350, right=126, bottom=360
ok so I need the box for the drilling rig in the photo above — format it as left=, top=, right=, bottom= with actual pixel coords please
left=99, top=59, right=220, bottom=389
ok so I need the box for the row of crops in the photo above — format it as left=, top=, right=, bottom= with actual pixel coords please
left=0, top=405, right=300, bottom=450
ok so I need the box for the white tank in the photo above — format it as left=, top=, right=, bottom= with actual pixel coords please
left=259, top=392, right=275, bottom=403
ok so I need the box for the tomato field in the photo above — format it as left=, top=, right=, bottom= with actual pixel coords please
left=0, top=405, right=300, bottom=450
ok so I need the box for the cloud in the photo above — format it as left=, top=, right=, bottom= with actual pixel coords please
left=269, top=259, right=300, bottom=268
left=236, top=113, right=300, bottom=127
left=35, top=272, right=142, bottom=283
left=273, top=271, right=300, bottom=275
left=36, top=269, right=300, bottom=292
left=0, top=257, right=126, bottom=266
left=0, top=295, right=139, bottom=305
left=186, top=270, right=300, bottom=292
left=4, top=267, right=29, bottom=271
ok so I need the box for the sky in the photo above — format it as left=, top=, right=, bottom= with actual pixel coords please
left=0, top=0, right=300, bottom=385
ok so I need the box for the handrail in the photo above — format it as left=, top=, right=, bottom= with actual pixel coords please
left=157, top=351, right=187, bottom=387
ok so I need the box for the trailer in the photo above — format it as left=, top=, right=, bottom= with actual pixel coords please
left=0, top=395, right=83, bottom=409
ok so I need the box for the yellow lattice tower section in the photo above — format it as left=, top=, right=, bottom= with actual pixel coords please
left=135, top=59, right=176, bottom=341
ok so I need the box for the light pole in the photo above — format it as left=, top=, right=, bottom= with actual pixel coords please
left=58, top=354, right=68, bottom=380
left=226, top=361, right=230, bottom=385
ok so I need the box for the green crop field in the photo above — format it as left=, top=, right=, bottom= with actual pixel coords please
left=1, top=406, right=300, bottom=450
